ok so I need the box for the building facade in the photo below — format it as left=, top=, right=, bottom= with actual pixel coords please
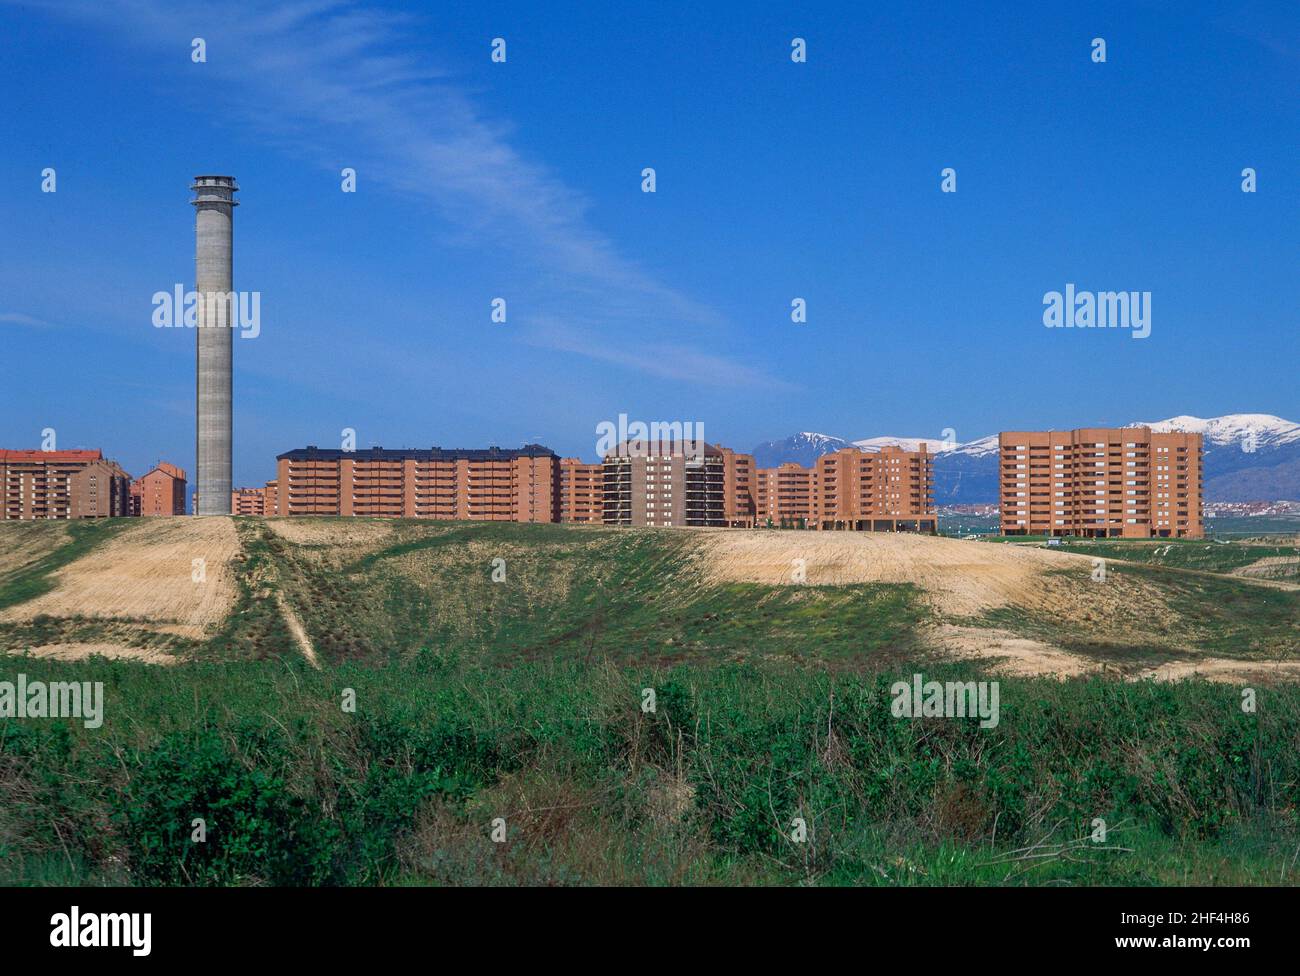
left=1, top=450, right=131, bottom=519
left=998, top=427, right=1204, bottom=538
left=263, top=479, right=279, bottom=516
left=559, top=458, right=603, bottom=524
left=756, top=463, right=814, bottom=527
left=130, top=462, right=187, bottom=516
left=274, top=445, right=561, bottom=521
left=810, top=445, right=937, bottom=531
left=754, top=447, right=937, bottom=532
left=231, top=486, right=267, bottom=515
left=602, top=441, right=726, bottom=527
left=719, top=447, right=757, bottom=527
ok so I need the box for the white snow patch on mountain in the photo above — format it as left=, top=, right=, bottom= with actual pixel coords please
left=1132, top=414, right=1300, bottom=450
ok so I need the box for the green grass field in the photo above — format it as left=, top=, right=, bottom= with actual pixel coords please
left=3, top=655, right=1299, bottom=886
left=1040, top=538, right=1300, bottom=579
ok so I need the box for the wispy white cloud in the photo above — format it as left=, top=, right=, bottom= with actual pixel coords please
left=0, top=312, right=58, bottom=328
left=522, top=316, right=798, bottom=391
left=16, top=0, right=783, bottom=388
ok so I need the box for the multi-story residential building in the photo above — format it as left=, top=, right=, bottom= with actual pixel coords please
left=130, top=462, right=187, bottom=516
left=263, top=479, right=279, bottom=516
left=756, top=463, right=815, bottom=527
left=754, top=447, right=937, bottom=532
left=811, top=445, right=937, bottom=531
left=274, top=445, right=561, bottom=521
left=719, top=447, right=757, bottom=527
left=559, top=458, right=603, bottom=524
left=231, top=486, right=267, bottom=515
left=998, top=427, right=1203, bottom=538
left=1, top=449, right=131, bottom=519
left=602, top=440, right=725, bottom=527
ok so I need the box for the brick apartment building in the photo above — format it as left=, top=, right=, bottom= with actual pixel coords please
left=999, top=427, right=1204, bottom=538
left=809, top=445, right=937, bottom=531
left=601, top=440, right=727, bottom=527
left=264, top=438, right=936, bottom=532
left=130, top=462, right=187, bottom=516
left=274, top=445, right=561, bottom=520
left=753, top=447, right=938, bottom=532
left=559, top=458, right=603, bottom=523
left=756, top=463, right=814, bottom=527
left=1, top=450, right=131, bottom=519
left=231, top=486, right=267, bottom=515
left=719, top=447, right=757, bottom=527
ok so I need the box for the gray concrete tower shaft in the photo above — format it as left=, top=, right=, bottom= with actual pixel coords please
left=191, top=175, right=238, bottom=515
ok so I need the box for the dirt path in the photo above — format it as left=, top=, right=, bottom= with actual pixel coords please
left=1144, top=657, right=1300, bottom=683
left=275, top=590, right=320, bottom=669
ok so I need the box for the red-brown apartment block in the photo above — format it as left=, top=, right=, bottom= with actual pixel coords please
left=275, top=445, right=561, bottom=520
left=999, top=427, right=1204, bottom=538
left=719, top=447, right=757, bottom=527
left=1, top=449, right=131, bottom=519
left=231, top=487, right=267, bottom=515
left=559, top=458, right=603, bottom=523
left=810, top=445, right=937, bottom=531
left=754, top=446, right=937, bottom=531
left=268, top=440, right=935, bottom=531
left=756, top=463, right=814, bottom=527
left=130, top=462, right=187, bottom=516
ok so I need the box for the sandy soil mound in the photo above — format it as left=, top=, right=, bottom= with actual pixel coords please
left=1145, top=657, right=1300, bottom=683
left=930, top=623, right=1094, bottom=678
left=265, top=518, right=397, bottom=550
left=1233, top=555, right=1300, bottom=581
left=0, top=518, right=238, bottom=638
left=695, top=530, right=1099, bottom=617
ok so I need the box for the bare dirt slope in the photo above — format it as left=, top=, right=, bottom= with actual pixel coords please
left=693, top=529, right=1289, bottom=682
left=696, top=529, right=1110, bottom=617
left=1, top=517, right=239, bottom=639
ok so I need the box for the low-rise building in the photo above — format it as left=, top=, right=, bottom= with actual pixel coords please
left=130, top=461, right=187, bottom=516
left=231, top=486, right=267, bottom=515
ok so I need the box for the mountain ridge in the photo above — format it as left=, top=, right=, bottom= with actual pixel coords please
left=750, top=414, right=1300, bottom=503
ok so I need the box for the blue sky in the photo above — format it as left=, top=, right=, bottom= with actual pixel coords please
left=1, top=0, right=1296, bottom=485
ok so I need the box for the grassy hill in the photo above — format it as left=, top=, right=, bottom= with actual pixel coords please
left=4, top=518, right=1300, bottom=886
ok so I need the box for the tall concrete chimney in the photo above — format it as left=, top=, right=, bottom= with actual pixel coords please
left=191, top=175, right=238, bottom=515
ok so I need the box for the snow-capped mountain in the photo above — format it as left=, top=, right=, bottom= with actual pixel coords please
left=1133, top=414, right=1300, bottom=452
left=941, top=434, right=1000, bottom=458
left=751, top=432, right=851, bottom=468
left=852, top=435, right=952, bottom=453
left=751, top=414, right=1300, bottom=502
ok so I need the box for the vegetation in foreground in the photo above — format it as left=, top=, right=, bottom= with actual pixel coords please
left=3, top=519, right=1299, bottom=886
left=2, top=655, right=1298, bottom=887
